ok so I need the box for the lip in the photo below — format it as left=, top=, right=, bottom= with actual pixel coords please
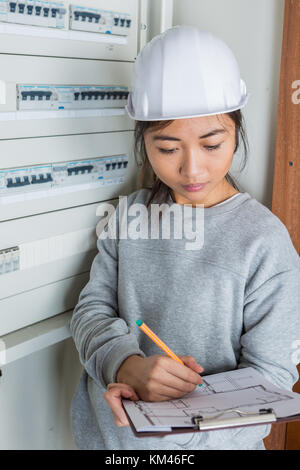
left=182, top=182, right=208, bottom=192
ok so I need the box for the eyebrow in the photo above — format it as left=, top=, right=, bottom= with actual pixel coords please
left=151, top=129, right=227, bottom=141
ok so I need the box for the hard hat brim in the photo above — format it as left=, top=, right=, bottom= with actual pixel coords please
left=125, top=94, right=249, bottom=121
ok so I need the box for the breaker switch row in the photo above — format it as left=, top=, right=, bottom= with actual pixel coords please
left=6, top=173, right=53, bottom=187
left=31, top=173, right=53, bottom=184
left=21, top=91, right=52, bottom=101
left=73, top=91, right=129, bottom=101
left=17, top=84, right=130, bottom=111
left=4, top=1, right=68, bottom=29
left=6, top=176, right=30, bottom=187
left=2, top=2, right=132, bottom=36
left=0, top=156, right=129, bottom=202
left=114, top=17, right=131, bottom=28
left=8, top=2, right=65, bottom=17
left=69, top=5, right=132, bottom=37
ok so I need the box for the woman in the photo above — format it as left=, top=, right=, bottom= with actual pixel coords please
left=70, top=26, right=300, bottom=450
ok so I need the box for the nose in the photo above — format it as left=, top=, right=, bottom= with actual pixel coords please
left=179, top=147, right=209, bottom=181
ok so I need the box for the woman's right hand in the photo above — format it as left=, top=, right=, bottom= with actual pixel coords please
left=116, top=354, right=204, bottom=402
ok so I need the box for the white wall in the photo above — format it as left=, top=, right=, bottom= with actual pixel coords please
left=0, top=338, right=82, bottom=449
left=173, top=0, right=285, bottom=208
left=147, top=0, right=174, bottom=41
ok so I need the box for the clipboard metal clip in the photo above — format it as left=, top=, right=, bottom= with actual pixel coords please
left=192, top=408, right=277, bottom=431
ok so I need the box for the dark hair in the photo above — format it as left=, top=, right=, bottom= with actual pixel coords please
left=133, top=110, right=249, bottom=208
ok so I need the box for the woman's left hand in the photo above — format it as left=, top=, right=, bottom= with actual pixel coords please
left=104, top=383, right=140, bottom=427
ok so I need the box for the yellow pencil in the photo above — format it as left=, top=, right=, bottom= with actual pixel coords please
left=136, top=319, right=184, bottom=365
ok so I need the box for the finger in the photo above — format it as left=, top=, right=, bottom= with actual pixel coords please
left=145, top=371, right=200, bottom=398
left=180, top=355, right=205, bottom=373
left=160, top=358, right=204, bottom=386
left=104, top=387, right=135, bottom=426
left=113, top=412, right=130, bottom=427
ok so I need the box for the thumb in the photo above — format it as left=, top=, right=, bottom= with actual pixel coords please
left=104, top=384, right=139, bottom=427
left=180, top=355, right=204, bottom=373
left=121, top=387, right=140, bottom=401
left=106, top=383, right=139, bottom=401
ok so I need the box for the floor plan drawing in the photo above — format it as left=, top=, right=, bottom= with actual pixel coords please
left=131, top=384, right=292, bottom=423
left=122, top=367, right=300, bottom=432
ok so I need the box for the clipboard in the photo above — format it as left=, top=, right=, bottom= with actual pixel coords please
left=123, top=405, right=300, bottom=438
left=120, top=366, right=300, bottom=438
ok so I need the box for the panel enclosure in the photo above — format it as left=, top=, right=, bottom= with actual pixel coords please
left=0, top=129, right=140, bottom=335
left=0, top=0, right=143, bottom=340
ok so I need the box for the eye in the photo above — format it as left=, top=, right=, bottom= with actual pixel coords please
left=204, top=144, right=222, bottom=152
left=158, top=148, right=177, bottom=154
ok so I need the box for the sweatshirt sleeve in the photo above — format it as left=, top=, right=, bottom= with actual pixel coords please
left=223, top=224, right=300, bottom=446
left=238, top=267, right=300, bottom=390
left=219, top=267, right=300, bottom=447
left=69, top=198, right=146, bottom=390
left=190, top=267, right=300, bottom=449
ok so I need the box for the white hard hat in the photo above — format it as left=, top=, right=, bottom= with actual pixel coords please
left=125, top=25, right=249, bottom=121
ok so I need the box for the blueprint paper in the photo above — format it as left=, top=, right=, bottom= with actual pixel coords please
left=122, top=367, right=300, bottom=432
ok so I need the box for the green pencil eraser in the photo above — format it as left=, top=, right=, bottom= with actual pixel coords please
left=136, top=319, right=142, bottom=326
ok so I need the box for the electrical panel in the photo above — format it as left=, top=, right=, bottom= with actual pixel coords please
left=0, top=133, right=139, bottom=335
left=0, top=156, right=129, bottom=202
left=0, top=0, right=139, bottom=60
left=0, top=0, right=143, bottom=337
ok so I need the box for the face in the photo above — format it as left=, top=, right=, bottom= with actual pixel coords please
left=143, top=114, right=237, bottom=207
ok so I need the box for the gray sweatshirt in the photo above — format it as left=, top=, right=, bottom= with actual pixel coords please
left=70, top=188, right=300, bottom=450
